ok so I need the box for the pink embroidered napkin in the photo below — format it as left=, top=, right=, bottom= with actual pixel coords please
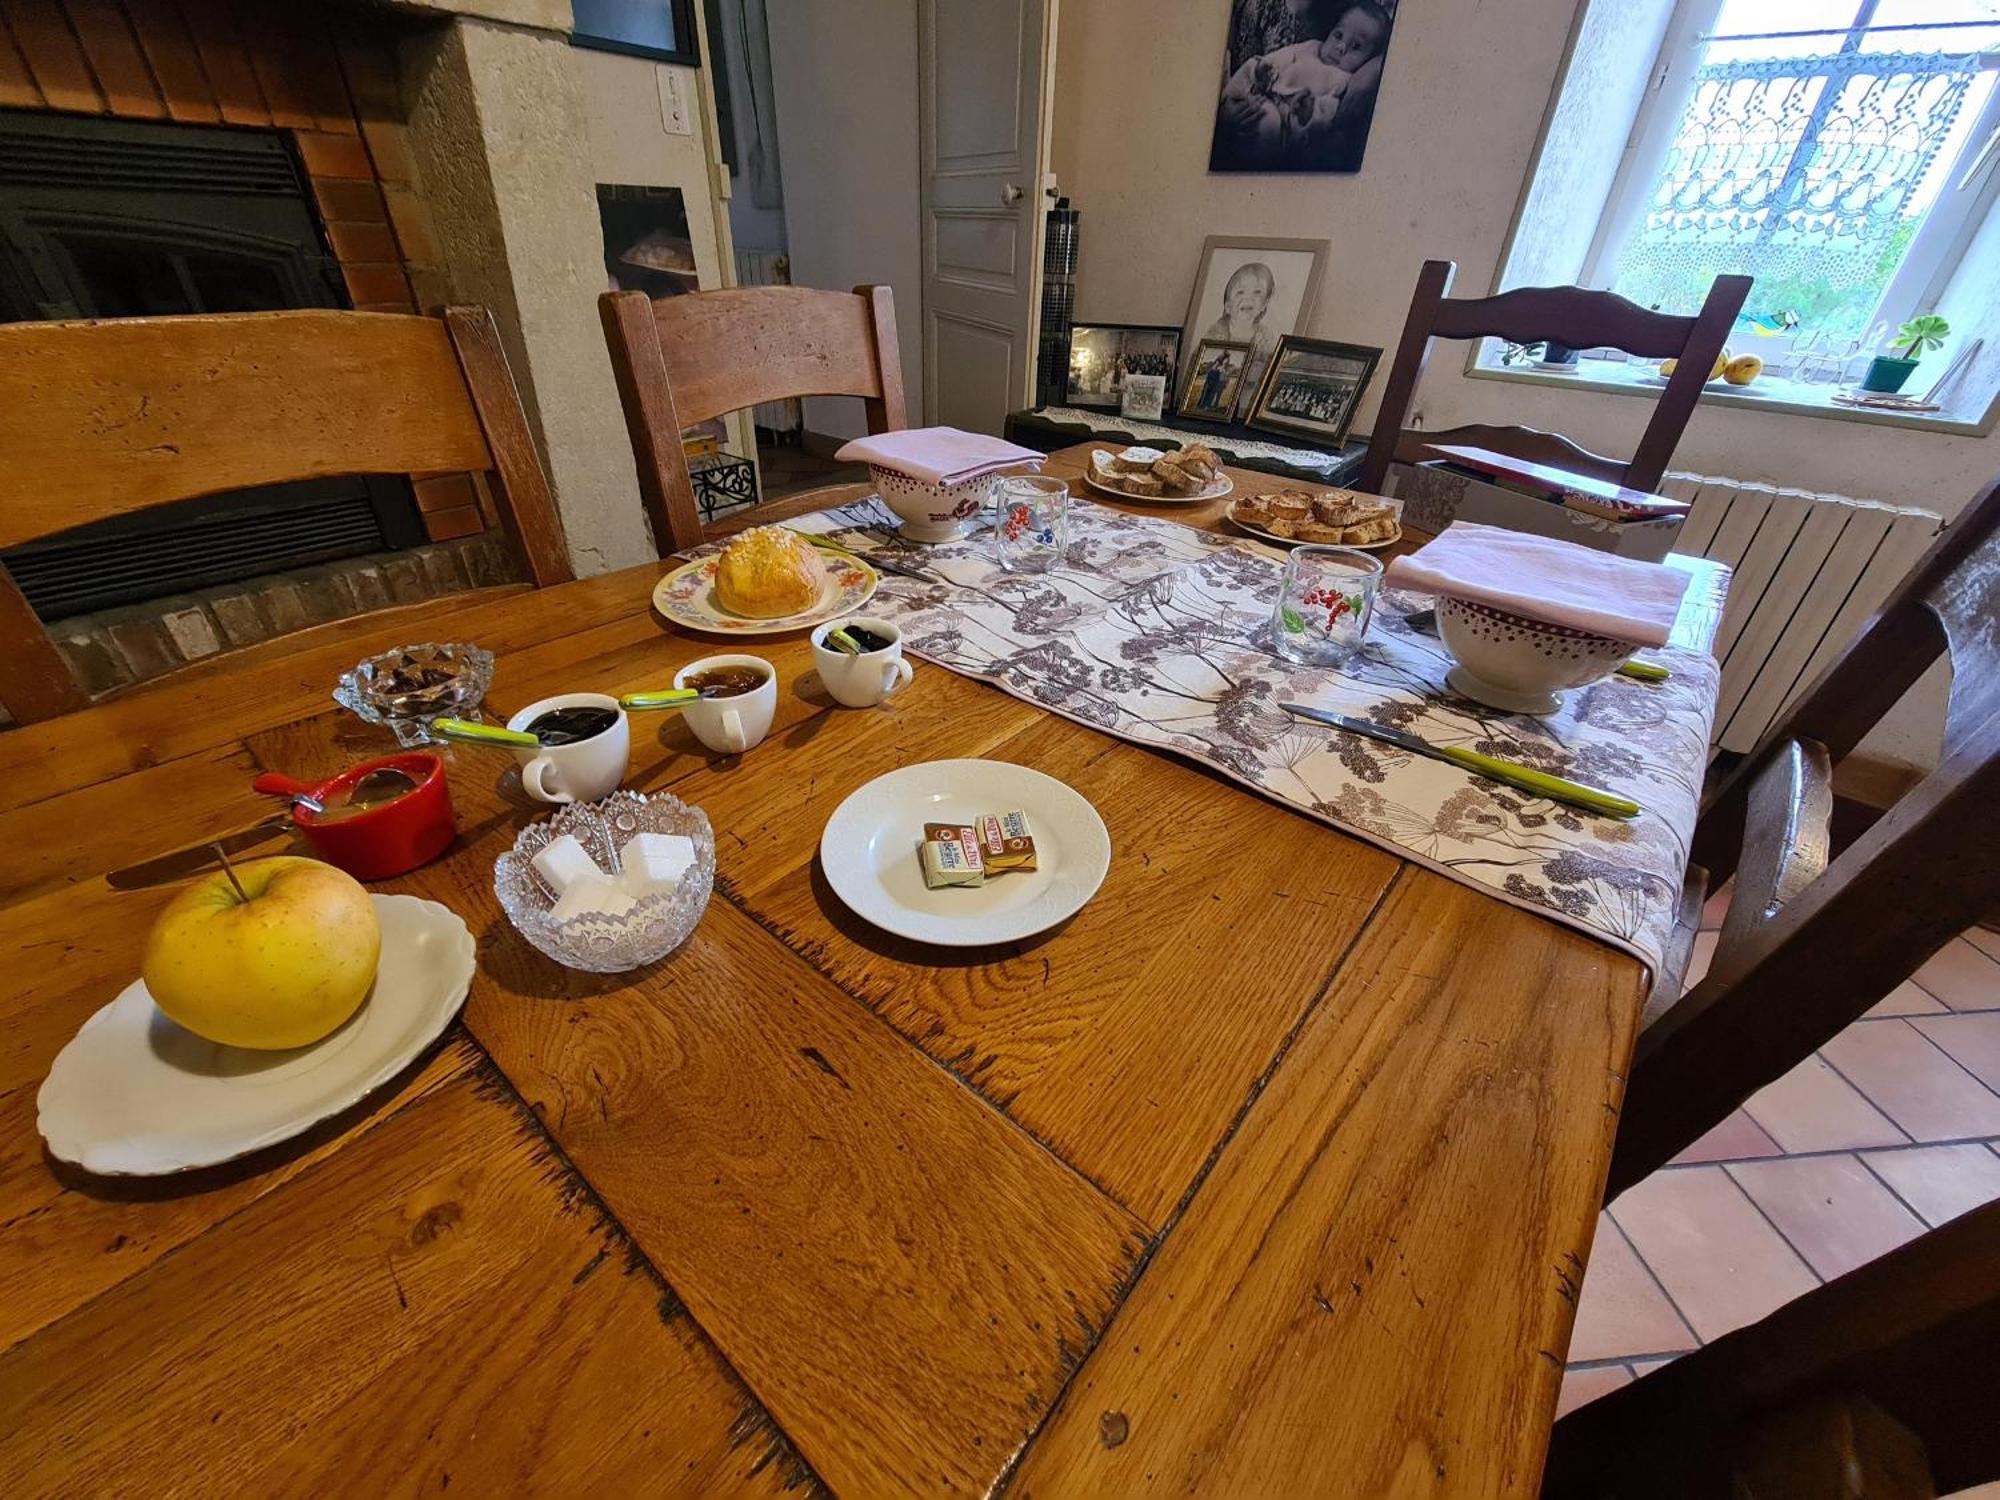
left=834, top=427, right=1045, bottom=487
left=1385, top=521, right=1691, bottom=646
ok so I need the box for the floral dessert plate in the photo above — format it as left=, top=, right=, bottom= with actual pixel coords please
left=37, top=895, right=475, bottom=1176
left=1082, top=468, right=1231, bottom=506
left=820, top=760, right=1111, bottom=947
left=652, top=551, right=879, bottom=635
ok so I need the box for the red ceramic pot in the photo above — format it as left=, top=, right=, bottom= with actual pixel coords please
left=251, top=752, right=455, bottom=882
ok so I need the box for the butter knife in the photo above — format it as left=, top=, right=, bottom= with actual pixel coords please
left=1279, top=703, right=1641, bottom=819
left=106, top=815, right=297, bottom=890
left=787, top=529, right=943, bottom=583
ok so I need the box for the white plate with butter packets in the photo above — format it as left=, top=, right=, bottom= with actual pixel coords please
left=37, top=895, right=474, bottom=1176
left=819, top=760, right=1111, bottom=946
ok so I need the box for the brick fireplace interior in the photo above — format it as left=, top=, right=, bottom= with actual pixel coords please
left=0, top=0, right=518, bottom=701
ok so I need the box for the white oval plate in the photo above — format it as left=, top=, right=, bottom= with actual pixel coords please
left=37, top=894, right=475, bottom=1176
left=652, top=551, right=879, bottom=636
left=819, top=760, right=1111, bottom=947
left=1224, top=499, right=1402, bottom=551
left=1082, top=467, right=1232, bottom=506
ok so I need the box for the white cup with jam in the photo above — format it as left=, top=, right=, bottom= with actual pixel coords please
left=672, top=655, right=776, bottom=754
left=811, top=617, right=915, bottom=708
left=505, top=692, right=631, bottom=804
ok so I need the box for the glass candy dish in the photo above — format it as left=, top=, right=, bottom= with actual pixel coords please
left=495, top=791, right=716, bottom=972
left=333, top=642, right=495, bottom=747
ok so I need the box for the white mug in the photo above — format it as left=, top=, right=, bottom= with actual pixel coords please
left=506, top=692, right=630, bottom=804
left=811, top=617, right=916, bottom=708
left=673, top=654, right=777, bottom=754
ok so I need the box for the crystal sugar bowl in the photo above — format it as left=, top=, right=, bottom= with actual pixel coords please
left=495, top=791, right=716, bottom=973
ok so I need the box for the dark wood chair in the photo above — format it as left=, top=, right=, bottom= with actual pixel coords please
left=1355, top=260, right=1752, bottom=495
left=1606, top=472, right=2000, bottom=1199
left=598, top=283, right=907, bottom=554
left=0, top=306, right=571, bottom=725
left=1541, top=1200, right=2000, bottom=1499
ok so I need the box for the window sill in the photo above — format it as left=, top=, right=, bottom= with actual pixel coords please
left=1463, top=359, right=1995, bottom=438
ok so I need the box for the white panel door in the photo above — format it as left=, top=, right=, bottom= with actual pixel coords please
left=918, top=0, right=1054, bottom=432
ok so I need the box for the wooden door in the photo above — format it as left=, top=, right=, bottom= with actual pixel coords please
left=917, top=0, right=1055, bottom=432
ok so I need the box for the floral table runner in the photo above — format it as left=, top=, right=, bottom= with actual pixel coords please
left=766, top=497, right=1719, bottom=975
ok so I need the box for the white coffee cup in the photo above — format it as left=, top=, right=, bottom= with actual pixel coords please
left=673, top=654, right=777, bottom=754
left=811, top=617, right=916, bottom=708
left=506, top=692, right=630, bottom=804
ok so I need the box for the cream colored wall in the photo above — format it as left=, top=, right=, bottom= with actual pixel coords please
left=1049, top=0, right=1995, bottom=514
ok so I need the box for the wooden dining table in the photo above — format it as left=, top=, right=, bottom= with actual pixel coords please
left=0, top=442, right=1727, bottom=1497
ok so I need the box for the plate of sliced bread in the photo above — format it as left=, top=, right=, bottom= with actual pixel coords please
left=1083, top=444, right=1232, bottom=504
left=1226, top=487, right=1402, bottom=549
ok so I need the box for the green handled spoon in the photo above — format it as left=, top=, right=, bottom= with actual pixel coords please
left=619, top=689, right=700, bottom=710
left=429, top=717, right=542, bottom=749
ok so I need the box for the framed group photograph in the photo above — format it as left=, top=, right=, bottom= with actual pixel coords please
left=1245, top=335, right=1382, bottom=446
left=1178, top=339, right=1253, bottom=422
left=1064, top=323, right=1183, bottom=411
left=1180, top=235, right=1328, bottom=419
left=1210, top=0, right=1397, bottom=174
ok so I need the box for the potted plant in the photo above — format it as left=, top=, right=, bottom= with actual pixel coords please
left=1862, top=315, right=1950, bottom=394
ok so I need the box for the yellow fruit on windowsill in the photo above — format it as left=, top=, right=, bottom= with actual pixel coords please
left=1723, top=353, right=1764, bottom=385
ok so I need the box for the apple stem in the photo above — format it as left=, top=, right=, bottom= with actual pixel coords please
left=211, top=843, right=249, bottom=903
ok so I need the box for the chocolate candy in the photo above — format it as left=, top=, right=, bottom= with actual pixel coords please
left=921, top=823, right=985, bottom=888
left=977, top=810, right=1037, bottom=874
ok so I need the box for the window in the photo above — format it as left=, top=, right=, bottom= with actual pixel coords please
left=1587, top=0, right=2000, bottom=337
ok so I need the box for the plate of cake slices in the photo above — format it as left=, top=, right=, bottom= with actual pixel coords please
left=1082, top=443, right=1232, bottom=505
left=1225, top=487, right=1402, bottom=550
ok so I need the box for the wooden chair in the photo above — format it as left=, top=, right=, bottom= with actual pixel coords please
left=598, top=284, right=906, bottom=554
left=1541, top=1200, right=2000, bottom=1499
left=1605, top=472, right=2000, bottom=1199
left=0, top=306, right=571, bottom=725
left=1355, top=260, right=1751, bottom=495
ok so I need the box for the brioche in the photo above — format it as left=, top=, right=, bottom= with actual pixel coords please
left=712, top=525, right=831, bottom=619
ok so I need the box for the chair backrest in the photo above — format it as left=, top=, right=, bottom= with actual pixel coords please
left=599, top=283, right=907, bottom=554
left=1354, top=260, right=1751, bottom=494
left=1542, top=1200, right=2000, bottom=1500
left=1607, top=473, right=2000, bottom=1196
left=0, top=306, right=571, bottom=724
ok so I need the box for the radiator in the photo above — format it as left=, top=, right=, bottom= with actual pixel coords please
left=1661, top=473, right=1943, bottom=754
left=733, top=249, right=801, bottom=436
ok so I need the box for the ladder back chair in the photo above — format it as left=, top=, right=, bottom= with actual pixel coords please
left=0, top=306, right=571, bottom=725
left=1355, top=259, right=1751, bottom=495
left=599, top=283, right=907, bottom=554
left=1607, top=472, right=2000, bottom=1199
left=1542, top=1200, right=2000, bottom=1500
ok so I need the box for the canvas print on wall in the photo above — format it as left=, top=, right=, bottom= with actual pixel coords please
left=1210, top=0, right=1396, bottom=173
left=1180, top=235, right=1327, bottom=417
left=1179, top=339, right=1252, bottom=421
left=1246, top=335, right=1381, bottom=445
left=1065, top=324, right=1183, bottom=410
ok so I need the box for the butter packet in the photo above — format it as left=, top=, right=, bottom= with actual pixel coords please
left=921, top=822, right=985, bottom=888
left=977, top=810, right=1037, bottom=874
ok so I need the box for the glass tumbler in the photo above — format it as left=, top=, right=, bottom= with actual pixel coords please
left=1271, top=545, right=1382, bottom=666
left=992, top=475, right=1071, bottom=573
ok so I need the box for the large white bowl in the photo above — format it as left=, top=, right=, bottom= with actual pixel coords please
left=867, top=464, right=999, bottom=542
left=1437, top=595, right=1639, bottom=715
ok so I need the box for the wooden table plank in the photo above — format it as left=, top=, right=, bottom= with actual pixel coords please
left=1009, top=872, right=1639, bottom=1498
left=0, top=1068, right=808, bottom=1498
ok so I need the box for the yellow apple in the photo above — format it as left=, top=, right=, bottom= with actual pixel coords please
left=1723, top=353, right=1763, bottom=385
left=141, top=856, right=381, bottom=1049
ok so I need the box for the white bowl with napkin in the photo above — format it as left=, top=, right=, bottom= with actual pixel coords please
left=835, top=427, right=1046, bottom=541
left=1386, top=522, right=1691, bottom=714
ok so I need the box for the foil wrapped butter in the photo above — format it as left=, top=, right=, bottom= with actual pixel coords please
left=921, top=823, right=985, bottom=888
left=977, top=811, right=1037, bottom=874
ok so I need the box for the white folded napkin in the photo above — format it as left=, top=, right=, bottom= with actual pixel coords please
left=835, top=427, right=1045, bottom=487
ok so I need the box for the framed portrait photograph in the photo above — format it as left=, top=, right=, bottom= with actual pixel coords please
left=1065, top=323, right=1183, bottom=411
left=1210, top=0, right=1397, bottom=174
left=1121, top=374, right=1168, bottom=421
left=1246, top=335, right=1383, bottom=446
left=1180, top=235, right=1328, bottom=418
left=1178, top=339, right=1253, bottom=422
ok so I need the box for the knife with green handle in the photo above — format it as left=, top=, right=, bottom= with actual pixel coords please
left=1279, top=702, right=1641, bottom=819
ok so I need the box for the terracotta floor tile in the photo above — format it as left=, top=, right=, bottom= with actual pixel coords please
left=1726, top=1155, right=1925, bottom=1281
left=1670, top=1108, right=1782, bottom=1165
left=1821, top=1021, right=2000, bottom=1142
left=1862, top=1143, right=2000, bottom=1227
left=1910, top=1012, right=2000, bottom=1093
left=1699, top=881, right=1732, bottom=933
left=1913, top=937, right=2000, bottom=1011
left=1629, top=1356, right=1677, bottom=1377
left=1609, top=1167, right=1818, bottom=1344
left=1566, top=1215, right=1696, bottom=1362
left=1742, top=1054, right=1906, bottom=1153
left=1866, top=980, right=1948, bottom=1019
left=1555, top=1363, right=1631, bottom=1419
left=1684, top=930, right=1719, bottom=989
left=1961, top=926, right=2000, bottom=964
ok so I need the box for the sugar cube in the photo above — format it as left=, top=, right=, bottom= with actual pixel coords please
left=550, top=874, right=636, bottom=923
left=533, top=834, right=604, bottom=896
left=618, top=832, right=697, bottom=898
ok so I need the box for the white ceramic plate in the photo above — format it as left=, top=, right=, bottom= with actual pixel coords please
left=37, top=894, right=475, bottom=1176
left=652, top=551, right=879, bottom=635
left=1082, top=467, right=1232, bottom=506
left=1224, top=498, right=1402, bottom=552
left=819, top=760, right=1111, bottom=947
